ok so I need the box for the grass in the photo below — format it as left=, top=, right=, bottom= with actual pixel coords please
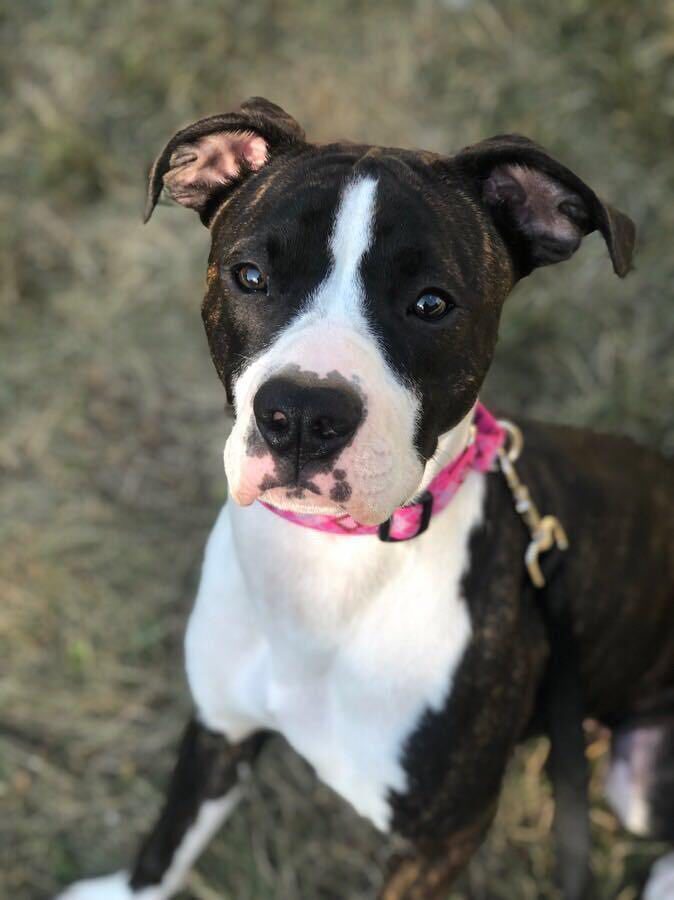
left=1, top=1, right=673, bottom=897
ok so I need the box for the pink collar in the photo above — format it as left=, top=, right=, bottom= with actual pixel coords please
left=260, top=403, right=505, bottom=542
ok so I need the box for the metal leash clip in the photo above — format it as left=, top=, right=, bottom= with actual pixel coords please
left=496, top=420, right=569, bottom=588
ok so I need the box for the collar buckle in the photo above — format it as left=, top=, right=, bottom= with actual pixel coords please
left=378, top=490, right=434, bottom=543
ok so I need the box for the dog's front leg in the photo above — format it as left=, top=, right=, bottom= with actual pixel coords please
left=56, top=717, right=268, bottom=900
left=129, top=718, right=268, bottom=896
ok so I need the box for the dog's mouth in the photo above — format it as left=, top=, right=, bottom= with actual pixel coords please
left=254, top=464, right=368, bottom=520
left=258, top=482, right=349, bottom=517
left=225, top=429, right=417, bottom=526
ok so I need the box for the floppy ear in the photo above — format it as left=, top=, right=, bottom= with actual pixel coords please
left=144, top=97, right=305, bottom=225
left=453, top=134, right=635, bottom=278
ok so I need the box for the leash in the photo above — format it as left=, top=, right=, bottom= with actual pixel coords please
left=496, top=420, right=591, bottom=900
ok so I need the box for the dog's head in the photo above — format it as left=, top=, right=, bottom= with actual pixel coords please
left=145, top=97, right=635, bottom=526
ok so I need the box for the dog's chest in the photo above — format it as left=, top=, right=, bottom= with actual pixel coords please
left=186, top=473, right=485, bottom=831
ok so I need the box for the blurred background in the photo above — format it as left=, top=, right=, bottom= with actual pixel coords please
left=1, top=1, right=673, bottom=897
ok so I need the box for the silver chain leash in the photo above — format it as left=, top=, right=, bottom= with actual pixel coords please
left=495, top=419, right=570, bottom=588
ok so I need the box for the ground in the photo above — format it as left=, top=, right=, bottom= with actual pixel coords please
left=1, top=1, right=673, bottom=897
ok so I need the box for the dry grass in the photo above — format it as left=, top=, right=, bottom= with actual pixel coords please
left=1, top=1, right=673, bottom=897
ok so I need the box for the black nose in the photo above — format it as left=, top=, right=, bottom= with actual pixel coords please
left=253, top=377, right=363, bottom=464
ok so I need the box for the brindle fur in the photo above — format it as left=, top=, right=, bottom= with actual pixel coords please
left=71, top=99, right=670, bottom=899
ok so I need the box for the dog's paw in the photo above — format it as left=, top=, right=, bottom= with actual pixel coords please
left=54, top=871, right=162, bottom=900
left=644, top=851, right=674, bottom=900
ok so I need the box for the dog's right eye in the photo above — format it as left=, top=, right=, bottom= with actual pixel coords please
left=234, top=263, right=268, bottom=293
left=411, top=290, right=453, bottom=321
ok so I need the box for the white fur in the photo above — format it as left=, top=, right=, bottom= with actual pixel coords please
left=55, top=791, right=241, bottom=900
left=186, top=464, right=483, bottom=830
left=605, top=725, right=662, bottom=837
left=604, top=758, right=651, bottom=836
left=224, top=175, right=425, bottom=526
left=644, top=852, right=674, bottom=900
left=55, top=872, right=145, bottom=900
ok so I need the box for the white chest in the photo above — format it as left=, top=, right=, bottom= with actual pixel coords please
left=185, top=472, right=485, bottom=831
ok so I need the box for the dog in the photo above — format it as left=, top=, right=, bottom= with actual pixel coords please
left=58, top=98, right=673, bottom=900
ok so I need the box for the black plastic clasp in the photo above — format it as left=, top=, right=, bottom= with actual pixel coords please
left=378, top=490, right=434, bottom=543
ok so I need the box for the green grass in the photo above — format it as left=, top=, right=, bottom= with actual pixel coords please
left=1, top=1, right=673, bottom=897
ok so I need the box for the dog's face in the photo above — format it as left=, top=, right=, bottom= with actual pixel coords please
left=200, top=157, right=511, bottom=525
left=146, top=98, right=634, bottom=525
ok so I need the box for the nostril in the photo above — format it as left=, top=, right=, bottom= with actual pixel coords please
left=313, top=416, right=339, bottom=440
left=269, top=410, right=289, bottom=431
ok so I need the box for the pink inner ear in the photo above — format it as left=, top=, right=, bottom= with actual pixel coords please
left=486, top=164, right=582, bottom=241
left=163, top=130, right=269, bottom=212
left=236, top=132, right=269, bottom=171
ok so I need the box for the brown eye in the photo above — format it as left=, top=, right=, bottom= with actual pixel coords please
left=412, top=291, right=452, bottom=320
left=234, top=263, right=268, bottom=292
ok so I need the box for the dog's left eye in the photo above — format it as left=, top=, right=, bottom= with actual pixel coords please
left=412, top=291, right=453, bottom=320
left=234, top=263, right=268, bottom=293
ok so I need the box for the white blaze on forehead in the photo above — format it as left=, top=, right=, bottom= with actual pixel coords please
left=309, top=175, right=378, bottom=323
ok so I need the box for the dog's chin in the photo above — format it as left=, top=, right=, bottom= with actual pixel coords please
left=227, top=461, right=426, bottom=526
left=257, top=487, right=396, bottom=526
left=260, top=487, right=345, bottom=517
left=225, top=438, right=426, bottom=526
